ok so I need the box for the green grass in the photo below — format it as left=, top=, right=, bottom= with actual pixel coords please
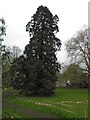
left=3, top=108, right=31, bottom=118
left=3, top=109, right=25, bottom=118
left=3, top=87, right=88, bottom=118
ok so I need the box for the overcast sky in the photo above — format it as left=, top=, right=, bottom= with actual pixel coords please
left=0, top=0, right=89, bottom=63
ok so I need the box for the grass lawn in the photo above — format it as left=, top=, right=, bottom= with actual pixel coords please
left=2, top=87, right=88, bottom=118
left=3, top=108, right=31, bottom=118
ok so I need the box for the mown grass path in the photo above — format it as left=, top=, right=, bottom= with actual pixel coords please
left=2, top=90, right=57, bottom=118
left=3, top=102, right=57, bottom=118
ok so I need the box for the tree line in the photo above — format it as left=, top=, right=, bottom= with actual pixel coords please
left=1, top=5, right=89, bottom=97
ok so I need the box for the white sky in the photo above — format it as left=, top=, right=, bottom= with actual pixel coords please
left=0, top=0, right=89, bottom=63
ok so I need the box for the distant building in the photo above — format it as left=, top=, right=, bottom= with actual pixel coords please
left=56, top=80, right=67, bottom=87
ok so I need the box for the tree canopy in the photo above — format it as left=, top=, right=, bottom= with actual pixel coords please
left=63, top=63, right=88, bottom=88
left=2, top=46, right=22, bottom=88
left=65, top=28, right=90, bottom=82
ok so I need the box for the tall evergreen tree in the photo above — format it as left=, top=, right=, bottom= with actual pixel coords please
left=10, top=6, right=61, bottom=96
left=24, top=5, right=61, bottom=96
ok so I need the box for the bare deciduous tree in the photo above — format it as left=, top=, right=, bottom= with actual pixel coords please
left=65, top=28, right=90, bottom=79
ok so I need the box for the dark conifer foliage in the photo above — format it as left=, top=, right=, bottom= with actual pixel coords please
left=10, top=5, right=61, bottom=96
left=10, top=55, right=27, bottom=90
